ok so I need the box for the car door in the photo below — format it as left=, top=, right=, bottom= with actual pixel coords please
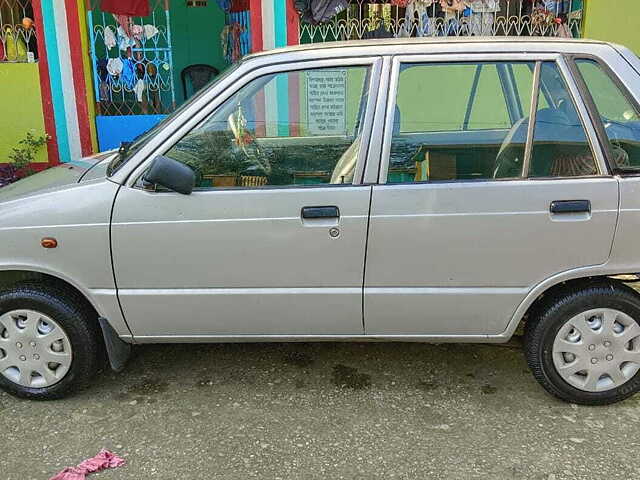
left=111, top=59, right=381, bottom=339
left=364, top=54, right=619, bottom=337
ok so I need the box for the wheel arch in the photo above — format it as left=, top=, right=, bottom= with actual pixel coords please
left=0, top=267, right=133, bottom=371
left=0, top=267, right=103, bottom=318
left=504, top=268, right=640, bottom=340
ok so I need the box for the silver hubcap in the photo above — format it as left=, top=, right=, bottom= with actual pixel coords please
left=553, top=308, right=640, bottom=392
left=0, top=310, right=72, bottom=388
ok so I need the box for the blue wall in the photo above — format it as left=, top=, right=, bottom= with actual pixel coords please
left=96, top=114, right=166, bottom=151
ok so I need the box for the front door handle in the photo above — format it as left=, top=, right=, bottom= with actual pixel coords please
left=550, top=200, right=591, bottom=214
left=301, top=206, right=340, bottom=219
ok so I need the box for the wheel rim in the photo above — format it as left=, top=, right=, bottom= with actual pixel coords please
left=0, top=310, right=72, bottom=388
left=553, top=308, right=640, bottom=392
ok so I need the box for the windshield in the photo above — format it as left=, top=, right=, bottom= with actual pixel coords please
left=107, top=63, right=241, bottom=176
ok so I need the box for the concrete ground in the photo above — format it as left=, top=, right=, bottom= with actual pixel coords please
left=1, top=340, right=640, bottom=480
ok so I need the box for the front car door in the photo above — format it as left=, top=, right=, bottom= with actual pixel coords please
left=364, top=53, right=618, bottom=338
left=111, top=58, right=381, bottom=339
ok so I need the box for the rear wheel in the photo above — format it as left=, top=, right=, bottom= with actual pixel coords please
left=0, top=283, right=102, bottom=400
left=525, top=282, right=640, bottom=405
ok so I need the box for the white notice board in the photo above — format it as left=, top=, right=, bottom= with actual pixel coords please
left=306, top=70, right=347, bottom=135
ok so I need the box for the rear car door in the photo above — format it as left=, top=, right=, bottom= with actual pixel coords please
left=364, top=54, right=619, bottom=337
left=111, top=58, right=381, bottom=339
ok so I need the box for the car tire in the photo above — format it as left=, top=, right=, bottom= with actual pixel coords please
left=525, top=281, right=640, bottom=405
left=0, top=283, right=102, bottom=400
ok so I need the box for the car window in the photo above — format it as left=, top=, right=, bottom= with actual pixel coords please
left=163, top=66, right=371, bottom=189
left=388, top=62, right=535, bottom=183
left=528, top=62, right=597, bottom=178
left=575, top=59, right=640, bottom=171
left=108, top=63, right=241, bottom=176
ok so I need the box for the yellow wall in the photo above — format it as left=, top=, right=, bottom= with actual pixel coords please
left=76, top=0, right=98, bottom=153
left=583, top=0, right=640, bottom=54
left=0, top=63, right=48, bottom=163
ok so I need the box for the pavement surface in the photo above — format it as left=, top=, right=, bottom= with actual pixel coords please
left=1, top=340, right=640, bottom=480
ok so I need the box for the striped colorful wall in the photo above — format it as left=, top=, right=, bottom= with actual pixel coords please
left=25, top=0, right=296, bottom=165
left=32, top=0, right=97, bottom=165
left=250, top=0, right=300, bottom=138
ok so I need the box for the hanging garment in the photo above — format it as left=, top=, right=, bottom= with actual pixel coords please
left=294, top=0, right=315, bottom=24
left=101, top=0, right=150, bottom=17
left=96, top=58, right=109, bottom=81
left=103, top=26, right=116, bottom=50
left=229, top=0, right=250, bottom=12
left=229, top=22, right=244, bottom=63
left=220, top=25, right=230, bottom=61
left=403, top=0, right=435, bottom=37
left=121, top=58, right=137, bottom=88
left=113, top=14, right=134, bottom=38
left=439, top=0, right=465, bottom=35
left=131, top=24, right=144, bottom=40
left=440, top=0, right=465, bottom=18
left=4, top=28, right=28, bottom=62
left=106, top=57, right=123, bottom=76
left=216, top=0, right=231, bottom=11
left=99, top=81, right=110, bottom=102
left=469, top=11, right=494, bottom=35
left=466, top=0, right=499, bottom=13
left=117, top=26, right=136, bottom=51
left=295, top=0, right=348, bottom=25
left=391, top=0, right=412, bottom=6
left=134, top=78, right=145, bottom=102
left=143, top=24, right=159, bottom=39
left=311, top=0, right=349, bottom=24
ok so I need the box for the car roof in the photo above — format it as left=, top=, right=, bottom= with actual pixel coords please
left=245, top=36, right=610, bottom=60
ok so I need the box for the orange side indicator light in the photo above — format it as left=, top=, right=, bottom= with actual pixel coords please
left=41, top=237, right=58, bottom=249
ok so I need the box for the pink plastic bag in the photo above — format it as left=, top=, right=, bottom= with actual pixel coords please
left=49, top=450, right=125, bottom=480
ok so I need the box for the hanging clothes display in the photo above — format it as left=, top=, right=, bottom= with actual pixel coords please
left=100, top=0, right=150, bottom=17
left=401, top=0, right=435, bottom=37
left=440, top=0, right=466, bottom=36
left=218, top=0, right=251, bottom=63
left=104, top=26, right=116, bottom=50
left=295, top=0, right=349, bottom=25
left=466, top=0, right=500, bottom=36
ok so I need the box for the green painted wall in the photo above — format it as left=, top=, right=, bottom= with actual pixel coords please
left=0, top=63, right=47, bottom=163
left=583, top=0, right=640, bottom=54
left=170, top=3, right=228, bottom=105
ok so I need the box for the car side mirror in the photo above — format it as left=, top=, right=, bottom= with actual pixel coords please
left=143, top=156, right=195, bottom=195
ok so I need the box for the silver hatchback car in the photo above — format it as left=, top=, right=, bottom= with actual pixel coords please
left=2, top=38, right=640, bottom=405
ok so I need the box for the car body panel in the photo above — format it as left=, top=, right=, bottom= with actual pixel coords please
left=364, top=178, right=619, bottom=335
left=3, top=38, right=640, bottom=344
left=0, top=179, right=130, bottom=336
left=111, top=186, right=372, bottom=336
left=0, top=151, right=114, bottom=204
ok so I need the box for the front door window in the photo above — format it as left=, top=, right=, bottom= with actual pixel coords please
left=164, top=66, right=372, bottom=188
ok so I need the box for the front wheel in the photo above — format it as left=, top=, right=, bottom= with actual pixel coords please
left=525, top=282, right=640, bottom=405
left=0, top=283, right=102, bottom=400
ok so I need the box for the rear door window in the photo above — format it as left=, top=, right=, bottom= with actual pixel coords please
left=575, top=59, right=640, bottom=171
left=389, top=61, right=534, bottom=183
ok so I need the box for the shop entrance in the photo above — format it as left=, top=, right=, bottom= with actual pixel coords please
left=87, top=0, right=238, bottom=150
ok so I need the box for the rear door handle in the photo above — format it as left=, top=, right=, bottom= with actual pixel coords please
left=550, top=200, right=591, bottom=214
left=301, top=206, right=340, bottom=219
